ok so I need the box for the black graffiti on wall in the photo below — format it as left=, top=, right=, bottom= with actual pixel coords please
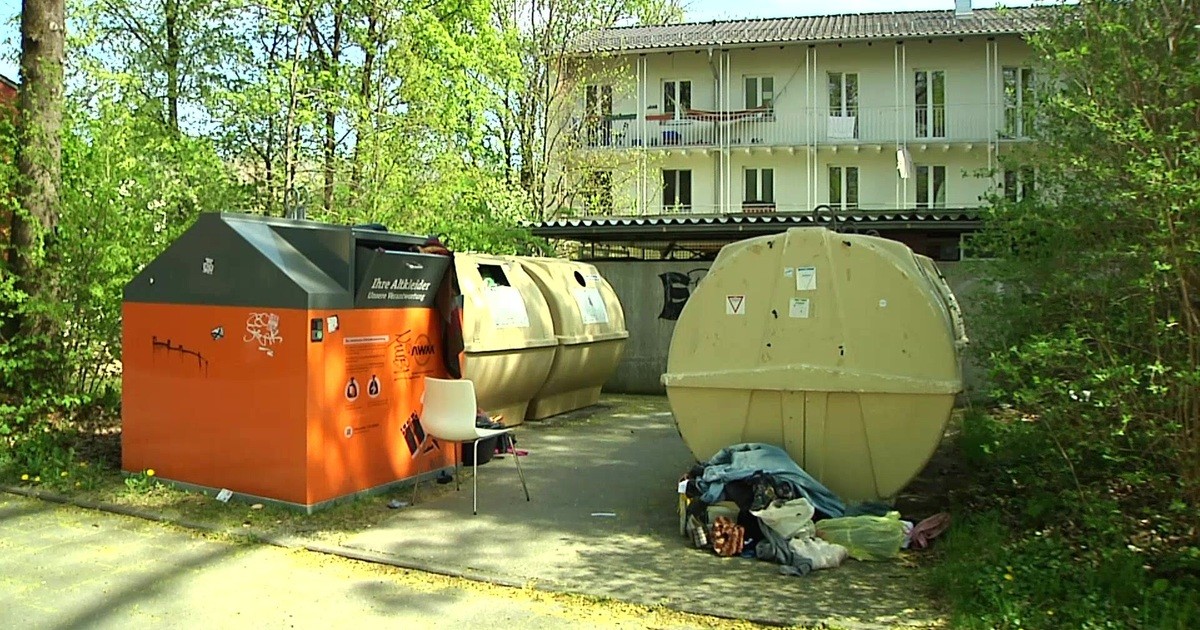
left=658, top=268, right=708, bottom=321
left=152, top=336, right=209, bottom=375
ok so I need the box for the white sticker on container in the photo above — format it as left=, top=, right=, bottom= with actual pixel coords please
left=879, top=299, right=888, bottom=308
left=488, top=286, right=530, bottom=328
left=784, top=267, right=794, bottom=278
left=574, top=287, right=609, bottom=325
left=726, top=295, right=746, bottom=315
left=796, top=267, right=817, bottom=291
left=789, top=298, right=811, bottom=319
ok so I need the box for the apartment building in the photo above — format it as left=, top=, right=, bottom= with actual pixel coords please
left=532, top=1, right=1045, bottom=261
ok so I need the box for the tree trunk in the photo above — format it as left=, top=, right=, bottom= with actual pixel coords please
left=350, top=8, right=379, bottom=200
left=164, top=0, right=180, bottom=133
left=4, top=0, right=66, bottom=339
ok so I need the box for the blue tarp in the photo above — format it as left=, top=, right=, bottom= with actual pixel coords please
left=696, top=443, right=846, bottom=518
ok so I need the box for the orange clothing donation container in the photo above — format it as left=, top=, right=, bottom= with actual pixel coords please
left=121, top=213, right=455, bottom=512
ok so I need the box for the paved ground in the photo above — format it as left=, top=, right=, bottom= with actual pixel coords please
left=340, top=396, right=946, bottom=629
left=2, top=394, right=951, bottom=629
left=0, top=494, right=763, bottom=630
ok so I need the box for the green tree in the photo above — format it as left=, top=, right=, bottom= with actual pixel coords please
left=489, top=0, right=683, bottom=220
left=975, top=0, right=1200, bottom=501
left=925, top=7, right=1200, bottom=623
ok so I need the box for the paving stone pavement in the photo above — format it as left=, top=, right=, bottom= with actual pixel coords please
left=0, top=494, right=744, bottom=630
left=341, top=396, right=945, bottom=629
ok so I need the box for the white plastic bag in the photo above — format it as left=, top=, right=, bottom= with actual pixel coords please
left=789, top=536, right=849, bottom=570
left=751, top=498, right=816, bottom=540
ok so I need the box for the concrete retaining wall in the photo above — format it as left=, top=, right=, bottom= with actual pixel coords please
left=596, top=258, right=991, bottom=396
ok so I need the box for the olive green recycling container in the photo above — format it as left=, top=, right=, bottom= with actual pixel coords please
left=512, top=257, right=629, bottom=420
left=455, top=254, right=558, bottom=426
left=661, top=228, right=968, bottom=502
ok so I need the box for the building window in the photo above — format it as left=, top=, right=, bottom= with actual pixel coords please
left=744, top=76, right=774, bottom=109
left=1004, top=167, right=1036, bottom=201
left=582, top=170, right=612, bottom=215
left=584, top=84, right=612, bottom=146
left=828, top=72, right=859, bottom=115
left=916, top=165, right=946, bottom=209
left=827, top=72, right=859, bottom=139
left=828, top=166, right=859, bottom=210
left=662, top=169, right=692, bottom=211
left=744, top=168, right=775, bottom=206
left=663, top=80, right=692, bottom=119
left=914, top=70, right=946, bottom=138
left=1003, top=67, right=1035, bottom=138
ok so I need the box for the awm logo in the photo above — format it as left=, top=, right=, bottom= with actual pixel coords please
left=410, top=333, right=436, bottom=367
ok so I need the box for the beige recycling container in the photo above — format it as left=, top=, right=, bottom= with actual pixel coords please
left=512, top=257, right=629, bottom=420
left=661, top=228, right=968, bottom=502
left=456, top=254, right=558, bottom=426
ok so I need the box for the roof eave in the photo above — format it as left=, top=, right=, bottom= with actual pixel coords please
left=566, top=27, right=1040, bottom=57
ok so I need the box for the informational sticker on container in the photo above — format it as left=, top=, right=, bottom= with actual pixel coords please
left=789, top=297, right=811, bottom=318
left=574, top=287, right=610, bottom=324
left=726, top=295, right=746, bottom=315
left=487, top=285, right=530, bottom=328
left=796, top=267, right=817, bottom=291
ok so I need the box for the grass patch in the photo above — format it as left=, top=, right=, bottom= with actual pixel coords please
left=929, top=408, right=1200, bottom=629
left=0, top=418, right=462, bottom=544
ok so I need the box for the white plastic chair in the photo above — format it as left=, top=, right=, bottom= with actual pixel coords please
left=418, top=377, right=530, bottom=515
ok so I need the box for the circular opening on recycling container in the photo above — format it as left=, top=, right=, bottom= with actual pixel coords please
left=573, top=271, right=587, bottom=287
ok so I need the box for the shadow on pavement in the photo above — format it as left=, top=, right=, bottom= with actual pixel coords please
left=339, top=395, right=948, bottom=628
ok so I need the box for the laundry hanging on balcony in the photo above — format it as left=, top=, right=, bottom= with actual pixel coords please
left=646, top=107, right=773, bottom=123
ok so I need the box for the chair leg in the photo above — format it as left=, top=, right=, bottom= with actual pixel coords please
left=509, top=433, right=530, bottom=502
left=472, top=438, right=480, bottom=515
left=454, top=441, right=461, bottom=492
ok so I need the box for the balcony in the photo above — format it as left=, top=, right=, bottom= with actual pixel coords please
left=571, top=200, right=986, bottom=219
left=581, top=103, right=1030, bottom=150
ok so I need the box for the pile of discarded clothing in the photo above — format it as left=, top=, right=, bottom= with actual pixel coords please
left=678, top=443, right=950, bottom=576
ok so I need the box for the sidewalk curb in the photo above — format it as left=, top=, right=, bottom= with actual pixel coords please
left=1, top=485, right=801, bottom=628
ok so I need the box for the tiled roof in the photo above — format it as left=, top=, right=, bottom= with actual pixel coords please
left=0, top=74, right=17, bottom=91
left=528, top=210, right=982, bottom=242
left=571, top=7, right=1048, bottom=54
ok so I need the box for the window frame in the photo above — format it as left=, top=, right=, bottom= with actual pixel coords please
left=1002, top=66, right=1035, bottom=138
left=662, top=168, right=693, bottom=211
left=1003, top=166, right=1037, bottom=202
left=916, top=164, right=947, bottom=209
left=583, top=83, right=613, bottom=146
left=663, top=79, right=693, bottom=120
left=828, top=165, right=859, bottom=210
left=744, top=76, right=775, bottom=109
left=582, top=169, right=613, bottom=215
left=743, top=167, right=775, bottom=205
left=914, top=69, right=946, bottom=138
left=827, top=71, right=859, bottom=116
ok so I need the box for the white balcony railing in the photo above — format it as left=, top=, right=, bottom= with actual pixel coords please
left=582, top=103, right=1025, bottom=150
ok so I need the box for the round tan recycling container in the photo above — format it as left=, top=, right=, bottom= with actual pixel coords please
left=512, top=257, right=629, bottom=420
left=661, top=228, right=968, bottom=502
left=456, top=254, right=558, bottom=426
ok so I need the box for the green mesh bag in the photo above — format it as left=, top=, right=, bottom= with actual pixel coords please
left=814, top=511, right=906, bottom=561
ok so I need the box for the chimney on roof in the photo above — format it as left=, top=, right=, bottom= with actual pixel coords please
left=955, top=0, right=973, bottom=17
